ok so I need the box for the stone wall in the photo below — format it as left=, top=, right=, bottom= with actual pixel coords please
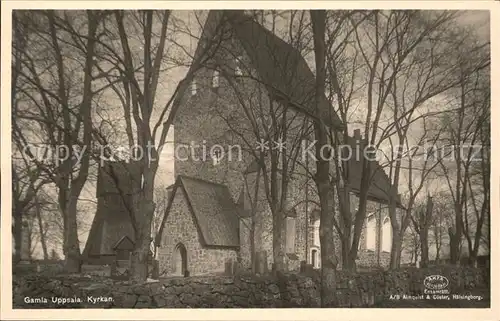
left=13, top=266, right=489, bottom=308
left=157, top=188, right=238, bottom=276
left=356, top=250, right=391, bottom=270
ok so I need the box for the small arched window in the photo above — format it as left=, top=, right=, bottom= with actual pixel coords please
left=311, top=249, right=318, bottom=268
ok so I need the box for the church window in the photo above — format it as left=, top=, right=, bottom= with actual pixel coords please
left=311, top=249, right=319, bottom=268
left=313, top=219, right=320, bottom=247
left=382, top=216, right=392, bottom=253
left=366, top=213, right=376, bottom=251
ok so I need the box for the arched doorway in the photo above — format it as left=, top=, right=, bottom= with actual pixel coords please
left=173, top=243, right=187, bottom=276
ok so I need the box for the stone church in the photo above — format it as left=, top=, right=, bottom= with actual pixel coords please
left=83, top=10, right=406, bottom=276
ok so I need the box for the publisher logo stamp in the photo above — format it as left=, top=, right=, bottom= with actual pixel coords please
left=389, top=273, right=485, bottom=303
left=424, top=275, right=449, bottom=294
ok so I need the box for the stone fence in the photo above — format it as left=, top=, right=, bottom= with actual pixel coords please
left=13, top=266, right=488, bottom=308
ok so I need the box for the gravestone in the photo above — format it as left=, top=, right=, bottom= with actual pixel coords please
left=255, top=250, right=268, bottom=275
left=224, top=259, right=234, bottom=276
left=300, top=261, right=315, bottom=275
left=300, top=260, right=307, bottom=273
left=19, top=221, right=31, bottom=263
left=232, top=261, right=242, bottom=276
left=150, top=260, right=159, bottom=279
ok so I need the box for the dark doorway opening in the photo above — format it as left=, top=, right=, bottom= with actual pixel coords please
left=173, top=243, right=187, bottom=276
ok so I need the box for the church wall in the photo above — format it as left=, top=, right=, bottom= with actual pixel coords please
left=157, top=188, right=238, bottom=276
left=170, top=19, right=411, bottom=274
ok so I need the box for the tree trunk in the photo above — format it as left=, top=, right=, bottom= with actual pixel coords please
left=468, top=251, right=477, bottom=267
left=130, top=175, right=156, bottom=282
left=130, top=199, right=154, bottom=281
left=57, top=183, right=69, bottom=257
left=450, top=208, right=462, bottom=265
left=34, top=196, right=49, bottom=260
left=420, top=229, right=429, bottom=268
left=250, top=217, right=256, bottom=273
left=311, top=9, right=337, bottom=307
left=63, top=194, right=81, bottom=273
left=413, top=242, right=419, bottom=265
left=13, top=207, right=22, bottom=264
left=434, top=223, right=442, bottom=262
left=390, top=232, right=402, bottom=270
left=340, top=233, right=350, bottom=270
left=346, top=183, right=370, bottom=272
left=449, top=228, right=457, bottom=264
left=389, top=206, right=401, bottom=270
left=12, top=13, right=25, bottom=266
left=128, top=154, right=158, bottom=281
left=435, top=237, right=441, bottom=261
left=318, top=188, right=338, bottom=306
left=272, top=209, right=286, bottom=272
left=419, top=196, right=433, bottom=268
left=338, top=188, right=352, bottom=270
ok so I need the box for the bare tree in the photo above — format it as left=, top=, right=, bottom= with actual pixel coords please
left=437, top=46, right=489, bottom=265
left=410, top=195, right=434, bottom=267
left=323, top=10, right=488, bottom=270
left=311, top=9, right=338, bottom=307
left=213, top=52, right=312, bottom=272
left=150, top=186, right=171, bottom=258
left=87, top=10, right=225, bottom=281
left=12, top=10, right=103, bottom=272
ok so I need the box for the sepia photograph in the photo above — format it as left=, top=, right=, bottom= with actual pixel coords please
left=2, top=1, right=496, bottom=317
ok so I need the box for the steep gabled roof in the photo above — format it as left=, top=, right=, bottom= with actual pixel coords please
left=96, top=160, right=142, bottom=197
left=190, top=10, right=344, bottom=130
left=113, top=235, right=135, bottom=251
left=156, top=175, right=244, bottom=248
left=226, top=11, right=344, bottom=130
left=343, top=135, right=403, bottom=208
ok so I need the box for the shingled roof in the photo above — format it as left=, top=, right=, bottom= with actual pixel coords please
left=343, top=133, right=403, bottom=208
left=190, top=10, right=344, bottom=130
left=156, top=176, right=244, bottom=248
left=82, top=161, right=141, bottom=259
